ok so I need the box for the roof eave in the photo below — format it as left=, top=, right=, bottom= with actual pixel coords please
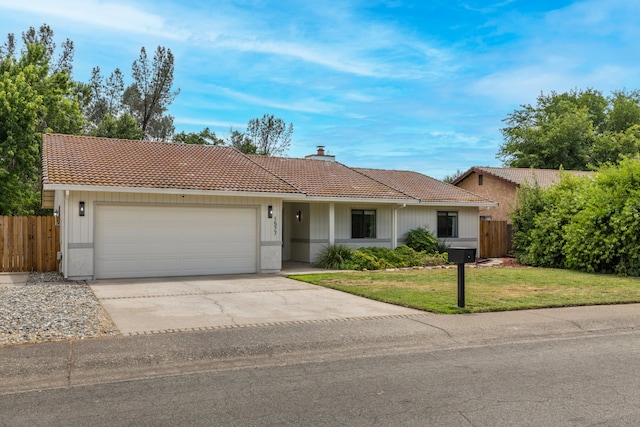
left=418, top=201, right=498, bottom=207
left=42, top=183, right=303, bottom=199
left=291, top=195, right=420, bottom=204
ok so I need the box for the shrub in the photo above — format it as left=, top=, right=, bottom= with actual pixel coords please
left=404, top=227, right=445, bottom=254
left=356, top=247, right=405, bottom=267
left=349, top=250, right=392, bottom=270
left=510, top=159, right=640, bottom=276
left=313, top=244, right=354, bottom=269
left=563, top=159, right=640, bottom=275
left=314, top=244, right=449, bottom=271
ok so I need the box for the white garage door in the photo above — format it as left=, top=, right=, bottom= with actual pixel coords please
left=95, top=205, right=257, bottom=279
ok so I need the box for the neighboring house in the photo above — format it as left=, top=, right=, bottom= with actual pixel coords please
left=452, top=167, right=594, bottom=224
left=42, top=134, right=495, bottom=280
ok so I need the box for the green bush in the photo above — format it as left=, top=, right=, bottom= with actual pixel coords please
left=348, top=250, right=392, bottom=270
left=314, top=244, right=448, bottom=271
left=404, top=227, right=445, bottom=254
left=313, top=244, right=354, bottom=269
left=563, top=159, right=640, bottom=275
left=356, top=247, right=406, bottom=267
left=510, top=159, right=640, bottom=276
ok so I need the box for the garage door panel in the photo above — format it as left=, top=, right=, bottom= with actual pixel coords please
left=96, top=205, right=257, bottom=279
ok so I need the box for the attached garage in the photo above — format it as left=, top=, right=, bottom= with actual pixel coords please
left=95, top=204, right=258, bottom=279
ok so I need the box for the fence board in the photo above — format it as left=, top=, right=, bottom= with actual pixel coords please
left=0, top=216, right=60, bottom=272
left=480, top=220, right=510, bottom=258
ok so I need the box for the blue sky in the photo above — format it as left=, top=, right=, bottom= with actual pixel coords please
left=2, top=0, right=639, bottom=179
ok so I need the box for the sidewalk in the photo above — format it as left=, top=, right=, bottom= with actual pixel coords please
left=2, top=302, right=640, bottom=394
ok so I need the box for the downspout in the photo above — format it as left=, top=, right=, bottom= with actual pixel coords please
left=392, top=203, right=407, bottom=249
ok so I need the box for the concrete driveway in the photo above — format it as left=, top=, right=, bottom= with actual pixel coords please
left=89, top=274, right=422, bottom=335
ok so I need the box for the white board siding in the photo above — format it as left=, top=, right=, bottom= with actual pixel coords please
left=95, top=204, right=257, bottom=279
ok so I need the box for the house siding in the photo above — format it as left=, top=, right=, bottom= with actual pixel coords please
left=285, top=202, right=480, bottom=264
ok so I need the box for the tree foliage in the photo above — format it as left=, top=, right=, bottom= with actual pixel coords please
left=510, top=159, right=640, bottom=276
left=226, top=129, right=257, bottom=154
left=0, top=25, right=84, bottom=215
left=173, top=127, right=224, bottom=145
left=246, top=114, right=293, bottom=156
left=498, top=89, right=640, bottom=170
left=123, top=46, right=179, bottom=141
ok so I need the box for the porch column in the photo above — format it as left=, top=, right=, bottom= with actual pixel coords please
left=328, top=203, right=335, bottom=245
left=391, top=204, right=406, bottom=249
left=391, top=205, right=398, bottom=249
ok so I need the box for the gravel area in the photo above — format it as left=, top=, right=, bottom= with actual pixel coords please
left=0, top=273, right=120, bottom=347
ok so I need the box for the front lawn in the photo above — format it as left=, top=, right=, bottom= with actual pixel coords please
left=289, top=266, right=640, bottom=314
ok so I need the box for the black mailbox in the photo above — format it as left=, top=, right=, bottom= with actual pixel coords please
left=446, top=248, right=477, bottom=308
left=447, top=247, right=476, bottom=264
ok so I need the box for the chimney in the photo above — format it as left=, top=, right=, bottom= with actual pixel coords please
left=305, top=145, right=335, bottom=161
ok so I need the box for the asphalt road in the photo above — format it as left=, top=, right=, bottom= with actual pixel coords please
left=2, top=325, right=640, bottom=426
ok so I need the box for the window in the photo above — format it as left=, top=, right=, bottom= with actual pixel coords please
left=437, top=211, right=458, bottom=238
left=351, top=209, right=376, bottom=238
left=478, top=174, right=483, bottom=185
left=480, top=216, right=492, bottom=221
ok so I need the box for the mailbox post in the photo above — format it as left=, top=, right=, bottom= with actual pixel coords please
left=446, top=248, right=476, bottom=308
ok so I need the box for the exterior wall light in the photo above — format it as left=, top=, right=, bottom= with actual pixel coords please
left=296, top=210, right=302, bottom=222
left=79, top=201, right=85, bottom=217
left=268, top=205, right=273, bottom=218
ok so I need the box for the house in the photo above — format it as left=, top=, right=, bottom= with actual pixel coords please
left=41, top=134, right=496, bottom=280
left=451, top=166, right=594, bottom=224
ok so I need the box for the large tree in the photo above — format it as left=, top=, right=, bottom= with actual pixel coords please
left=498, top=88, right=640, bottom=170
left=83, top=66, right=142, bottom=139
left=0, top=25, right=84, bottom=215
left=122, top=46, right=179, bottom=141
left=246, top=114, right=293, bottom=156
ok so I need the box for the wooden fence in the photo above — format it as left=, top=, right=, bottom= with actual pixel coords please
left=479, top=220, right=511, bottom=258
left=0, top=216, right=60, bottom=272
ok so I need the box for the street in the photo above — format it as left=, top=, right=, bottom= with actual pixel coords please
left=2, top=327, right=640, bottom=426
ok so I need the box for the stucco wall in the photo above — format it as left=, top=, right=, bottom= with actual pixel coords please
left=455, top=172, right=516, bottom=223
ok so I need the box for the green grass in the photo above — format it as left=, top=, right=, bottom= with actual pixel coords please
left=289, top=266, right=640, bottom=314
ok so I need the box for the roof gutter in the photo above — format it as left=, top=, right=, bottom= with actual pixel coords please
left=42, top=183, right=303, bottom=200
left=417, top=201, right=498, bottom=208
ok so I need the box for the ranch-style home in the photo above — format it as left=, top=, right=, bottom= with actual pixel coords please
left=41, top=134, right=496, bottom=280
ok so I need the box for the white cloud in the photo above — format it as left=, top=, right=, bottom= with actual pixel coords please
left=0, top=0, right=186, bottom=40
left=206, top=85, right=336, bottom=115
left=174, top=117, right=246, bottom=130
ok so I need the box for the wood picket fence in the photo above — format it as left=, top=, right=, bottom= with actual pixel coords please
left=479, top=220, right=512, bottom=258
left=0, top=216, right=60, bottom=272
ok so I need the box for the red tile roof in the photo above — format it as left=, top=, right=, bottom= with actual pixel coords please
left=452, top=166, right=594, bottom=188
left=42, top=134, right=494, bottom=206
left=249, top=156, right=411, bottom=200
left=42, top=134, right=298, bottom=193
left=355, top=168, right=494, bottom=204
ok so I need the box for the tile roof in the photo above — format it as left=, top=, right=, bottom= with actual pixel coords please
left=42, top=134, right=494, bottom=206
left=452, top=166, right=594, bottom=188
left=42, top=134, right=299, bottom=193
left=249, top=156, right=411, bottom=200
left=355, top=168, right=495, bottom=204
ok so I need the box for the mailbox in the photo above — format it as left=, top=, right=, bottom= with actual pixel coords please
left=447, top=247, right=476, bottom=264
left=446, top=247, right=477, bottom=308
